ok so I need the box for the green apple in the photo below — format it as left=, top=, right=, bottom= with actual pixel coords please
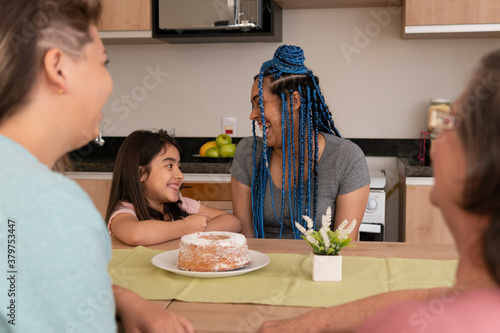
left=219, top=143, right=236, bottom=158
left=215, top=134, right=232, bottom=148
left=205, top=147, right=220, bottom=158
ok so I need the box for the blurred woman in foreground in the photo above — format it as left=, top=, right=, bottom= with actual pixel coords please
left=0, top=0, right=193, bottom=331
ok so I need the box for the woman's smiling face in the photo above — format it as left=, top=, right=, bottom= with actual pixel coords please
left=68, top=25, right=113, bottom=146
left=249, top=78, right=285, bottom=149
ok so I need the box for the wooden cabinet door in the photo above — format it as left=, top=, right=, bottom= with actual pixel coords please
left=74, top=179, right=112, bottom=219
left=181, top=182, right=232, bottom=201
left=403, top=0, right=500, bottom=38
left=405, top=0, right=500, bottom=26
left=97, top=0, right=151, bottom=31
left=74, top=180, right=233, bottom=218
left=399, top=181, right=454, bottom=245
left=181, top=182, right=233, bottom=212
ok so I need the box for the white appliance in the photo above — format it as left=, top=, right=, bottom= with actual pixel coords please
left=359, top=170, right=386, bottom=241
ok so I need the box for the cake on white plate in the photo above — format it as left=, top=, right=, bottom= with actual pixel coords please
left=177, top=231, right=251, bottom=272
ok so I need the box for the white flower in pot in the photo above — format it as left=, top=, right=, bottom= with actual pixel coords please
left=295, top=207, right=357, bottom=281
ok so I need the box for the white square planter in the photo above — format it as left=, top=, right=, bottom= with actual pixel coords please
left=312, top=253, right=342, bottom=281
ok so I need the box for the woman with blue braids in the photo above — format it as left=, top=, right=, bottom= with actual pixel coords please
left=230, top=45, right=370, bottom=239
left=257, top=47, right=500, bottom=333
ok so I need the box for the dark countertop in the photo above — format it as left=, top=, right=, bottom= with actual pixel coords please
left=70, top=159, right=232, bottom=174
left=71, top=158, right=433, bottom=178
left=69, top=136, right=235, bottom=174
left=398, top=158, right=433, bottom=177
left=70, top=159, right=115, bottom=172
left=68, top=136, right=433, bottom=176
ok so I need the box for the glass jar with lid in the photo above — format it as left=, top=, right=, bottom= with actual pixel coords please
left=427, top=98, right=450, bottom=133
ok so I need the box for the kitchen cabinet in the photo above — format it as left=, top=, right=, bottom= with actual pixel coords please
left=398, top=175, right=454, bottom=245
left=403, top=0, right=500, bottom=38
left=67, top=172, right=233, bottom=219
left=181, top=182, right=233, bottom=211
left=182, top=174, right=233, bottom=211
left=68, top=173, right=113, bottom=219
left=97, top=0, right=159, bottom=43
left=98, top=0, right=150, bottom=31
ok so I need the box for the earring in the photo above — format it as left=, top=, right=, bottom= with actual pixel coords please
left=58, top=89, right=64, bottom=94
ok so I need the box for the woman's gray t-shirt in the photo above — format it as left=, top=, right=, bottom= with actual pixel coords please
left=230, top=133, right=370, bottom=239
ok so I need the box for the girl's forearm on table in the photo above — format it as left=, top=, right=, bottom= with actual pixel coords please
left=205, top=214, right=242, bottom=232
left=112, top=219, right=199, bottom=246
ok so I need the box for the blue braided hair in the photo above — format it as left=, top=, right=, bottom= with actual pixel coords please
left=251, top=45, right=341, bottom=238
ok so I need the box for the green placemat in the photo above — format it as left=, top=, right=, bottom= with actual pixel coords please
left=109, top=247, right=457, bottom=307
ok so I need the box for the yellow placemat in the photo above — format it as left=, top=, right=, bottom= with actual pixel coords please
left=109, top=247, right=457, bottom=307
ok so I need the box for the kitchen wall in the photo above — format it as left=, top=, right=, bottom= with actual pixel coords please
left=99, top=7, right=498, bottom=242
left=101, top=7, right=499, bottom=139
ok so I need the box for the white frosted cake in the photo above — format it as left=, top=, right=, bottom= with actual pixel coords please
left=177, top=231, right=251, bottom=272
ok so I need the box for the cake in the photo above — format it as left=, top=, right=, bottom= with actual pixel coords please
left=177, top=231, right=251, bottom=272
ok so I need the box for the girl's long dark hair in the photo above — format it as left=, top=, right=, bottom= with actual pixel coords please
left=105, top=130, right=189, bottom=223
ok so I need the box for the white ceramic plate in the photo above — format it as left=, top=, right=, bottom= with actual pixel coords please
left=151, top=250, right=270, bottom=278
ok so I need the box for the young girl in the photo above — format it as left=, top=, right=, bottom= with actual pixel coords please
left=106, top=130, right=241, bottom=245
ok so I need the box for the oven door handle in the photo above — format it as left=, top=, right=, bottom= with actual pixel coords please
left=359, top=223, right=382, bottom=233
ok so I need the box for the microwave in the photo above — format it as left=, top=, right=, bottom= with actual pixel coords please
left=152, top=0, right=282, bottom=43
left=158, top=0, right=264, bottom=31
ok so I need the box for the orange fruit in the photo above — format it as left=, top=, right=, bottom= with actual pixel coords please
left=199, top=141, right=217, bottom=157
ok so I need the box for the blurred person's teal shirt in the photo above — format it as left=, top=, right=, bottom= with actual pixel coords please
left=0, top=135, right=116, bottom=333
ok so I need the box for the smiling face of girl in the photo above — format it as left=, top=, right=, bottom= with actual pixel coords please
left=140, top=144, right=184, bottom=213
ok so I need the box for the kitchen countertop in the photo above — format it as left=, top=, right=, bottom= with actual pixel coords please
left=69, top=159, right=232, bottom=174
left=68, top=137, right=237, bottom=174
left=68, top=137, right=432, bottom=176
left=70, top=157, right=432, bottom=177
left=398, top=158, right=433, bottom=177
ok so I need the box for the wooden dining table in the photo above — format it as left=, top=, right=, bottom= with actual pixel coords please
left=112, top=237, right=458, bottom=333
